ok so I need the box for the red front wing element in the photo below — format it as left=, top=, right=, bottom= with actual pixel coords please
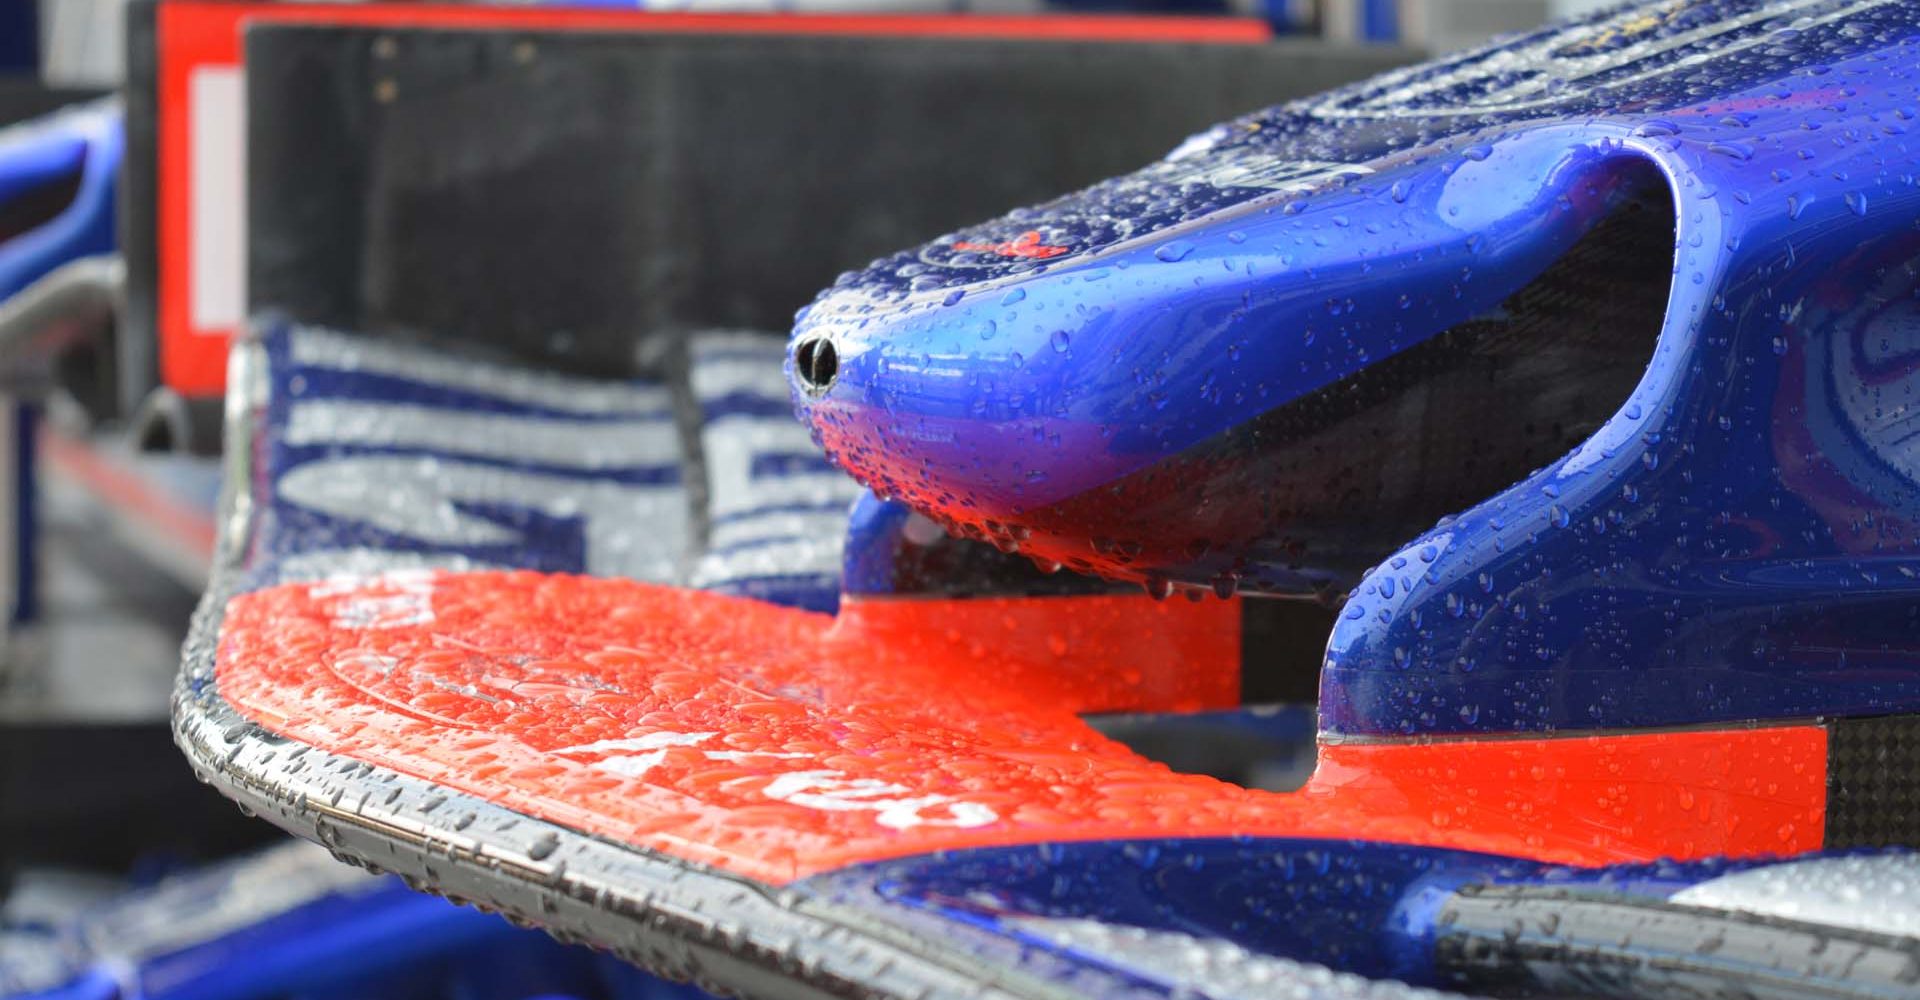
left=217, top=571, right=1826, bottom=883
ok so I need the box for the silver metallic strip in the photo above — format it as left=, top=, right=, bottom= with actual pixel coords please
left=710, top=510, right=852, bottom=553
left=289, top=327, right=671, bottom=415
left=275, top=455, right=686, bottom=581
left=284, top=399, right=681, bottom=469
left=268, top=549, right=501, bottom=587
left=1008, top=918, right=1452, bottom=1000
left=691, top=539, right=845, bottom=587
left=702, top=418, right=857, bottom=517
left=1670, top=855, right=1920, bottom=939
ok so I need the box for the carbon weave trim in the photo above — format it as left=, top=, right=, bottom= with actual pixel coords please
left=1826, top=715, right=1920, bottom=850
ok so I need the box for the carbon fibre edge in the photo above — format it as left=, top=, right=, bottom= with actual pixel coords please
left=1825, top=715, right=1920, bottom=851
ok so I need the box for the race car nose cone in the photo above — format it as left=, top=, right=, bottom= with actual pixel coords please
left=789, top=0, right=1920, bottom=739
left=789, top=129, right=1664, bottom=594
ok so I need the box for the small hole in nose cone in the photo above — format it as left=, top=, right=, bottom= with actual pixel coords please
left=795, top=337, right=838, bottom=392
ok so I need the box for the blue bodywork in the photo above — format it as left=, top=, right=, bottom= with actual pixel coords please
left=0, top=100, right=118, bottom=301
left=0, top=99, right=120, bottom=623
left=791, top=0, right=1920, bottom=736
left=1, top=845, right=717, bottom=1000
left=802, top=838, right=1917, bottom=996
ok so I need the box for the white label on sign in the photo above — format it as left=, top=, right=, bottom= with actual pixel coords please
left=189, top=66, right=247, bottom=333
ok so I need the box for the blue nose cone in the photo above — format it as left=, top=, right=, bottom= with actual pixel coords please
left=792, top=121, right=1665, bottom=592
left=793, top=0, right=1920, bottom=739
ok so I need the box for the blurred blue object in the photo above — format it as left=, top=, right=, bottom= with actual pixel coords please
left=2, top=842, right=719, bottom=1000
left=0, top=98, right=118, bottom=300
left=0, top=97, right=119, bottom=625
left=1359, top=0, right=1397, bottom=41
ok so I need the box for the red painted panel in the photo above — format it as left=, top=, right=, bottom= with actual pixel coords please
left=214, top=571, right=1827, bottom=884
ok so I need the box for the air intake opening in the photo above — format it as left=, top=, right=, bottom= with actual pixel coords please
left=0, top=155, right=85, bottom=246
left=1089, top=161, right=1679, bottom=790
left=794, top=336, right=838, bottom=393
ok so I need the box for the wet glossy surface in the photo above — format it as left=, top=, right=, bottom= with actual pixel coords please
left=0, top=98, right=117, bottom=299
left=791, top=0, right=1920, bottom=735
left=245, top=324, right=858, bottom=606
left=174, top=7, right=1920, bottom=995
left=807, top=839, right=1920, bottom=996
left=214, top=569, right=1824, bottom=883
